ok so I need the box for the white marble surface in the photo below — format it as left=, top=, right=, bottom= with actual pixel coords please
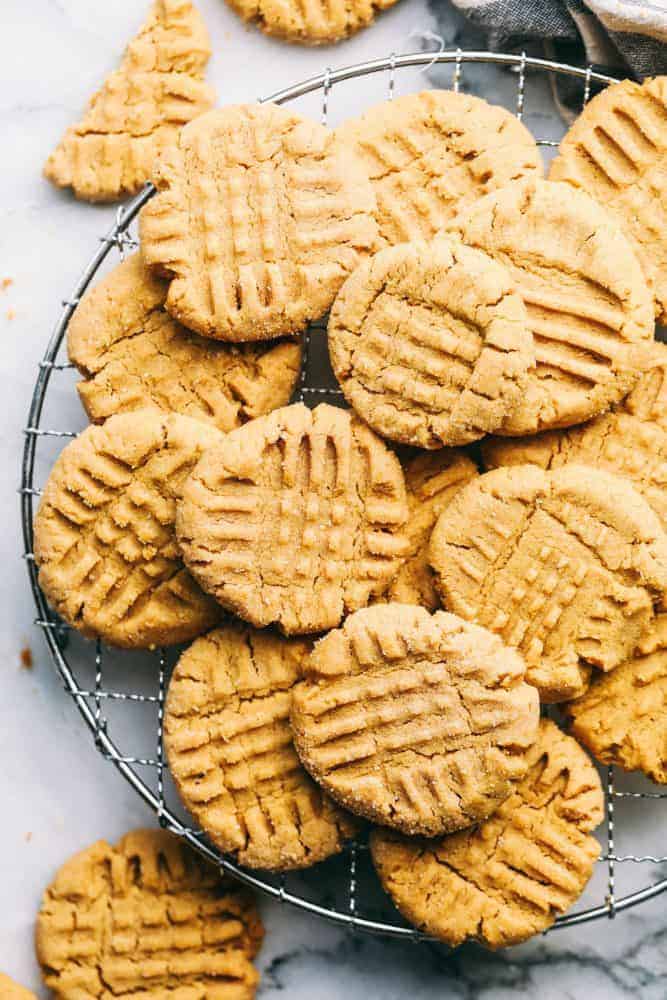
left=1, top=1, right=666, bottom=996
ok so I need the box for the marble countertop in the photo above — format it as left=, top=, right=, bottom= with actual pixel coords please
left=1, top=1, right=665, bottom=996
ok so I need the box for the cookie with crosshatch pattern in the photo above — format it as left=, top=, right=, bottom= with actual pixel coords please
left=44, top=0, right=215, bottom=202
left=335, top=89, right=543, bottom=248
left=176, top=403, right=410, bottom=635
left=383, top=448, right=478, bottom=610
left=35, top=829, right=263, bottom=999
left=224, top=0, right=399, bottom=44
left=429, top=463, right=667, bottom=702
left=291, top=604, right=540, bottom=836
left=140, top=103, right=378, bottom=342
left=328, top=237, right=534, bottom=448
left=68, top=253, right=302, bottom=430
left=550, top=76, right=667, bottom=324
left=164, top=622, right=358, bottom=870
left=564, top=613, right=667, bottom=784
left=0, top=974, right=36, bottom=1000
left=371, top=719, right=604, bottom=948
left=447, top=178, right=655, bottom=435
left=34, top=410, right=223, bottom=648
left=481, top=341, right=667, bottom=548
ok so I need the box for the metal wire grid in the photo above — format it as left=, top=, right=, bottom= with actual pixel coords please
left=20, top=50, right=667, bottom=939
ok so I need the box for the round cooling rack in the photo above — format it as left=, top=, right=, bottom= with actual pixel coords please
left=21, top=49, right=667, bottom=940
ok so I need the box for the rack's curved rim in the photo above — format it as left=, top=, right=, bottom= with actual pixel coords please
left=21, top=49, right=666, bottom=939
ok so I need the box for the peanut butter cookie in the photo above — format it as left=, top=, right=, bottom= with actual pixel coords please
left=68, top=253, right=302, bottom=429
left=482, top=341, right=667, bottom=539
left=371, top=719, right=603, bottom=948
left=140, top=104, right=378, bottom=342
left=0, top=975, right=36, bottom=1000
left=449, top=179, right=655, bottom=434
left=565, top=614, right=667, bottom=784
left=224, top=0, right=399, bottom=44
left=336, top=90, right=543, bottom=248
left=430, top=464, right=667, bottom=702
left=34, top=410, right=223, bottom=648
left=36, top=829, right=263, bottom=999
left=176, top=403, right=409, bottom=635
left=328, top=238, right=533, bottom=448
left=385, top=448, right=478, bottom=610
left=291, top=604, right=540, bottom=836
left=164, top=622, right=358, bottom=870
left=44, top=0, right=215, bottom=202
left=550, top=77, right=667, bottom=323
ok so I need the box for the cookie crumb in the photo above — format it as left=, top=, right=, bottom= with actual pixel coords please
left=1, top=277, right=13, bottom=291
left=6, top=308, right=15, bottom=321
left=20, top=646, right=33, bottom=669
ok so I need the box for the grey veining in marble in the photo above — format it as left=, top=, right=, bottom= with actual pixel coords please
left=0, top=1, right=665, bottom=997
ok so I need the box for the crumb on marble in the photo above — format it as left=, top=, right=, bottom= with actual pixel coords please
left=6, top=308, right=15, bottom=321
left=1, top=277, right=13, bottom=291
left=20, top=646, right=33, bottom=669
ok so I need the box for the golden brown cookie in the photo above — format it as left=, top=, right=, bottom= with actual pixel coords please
left=140, top=104, right=378, bottom=342
left=371, top=719, right=603, bottom=948
left=176, top=403, right=409, bottom=635
left=0, top=974, right=36, bottom=1000
left=68, top=253, right=302, bottom=429
left=449, top=178, right=655, bottom=435
left=164, top=623, right=358, bottom=870
left=44, top=0, right=215, bottom=202
left=482, top=341, right=667, bottom=537
left=336, top=90, right=543, bottom=248
left=429, top=464, right=667, bottom=702
left=35, top=829, right=263, bottom=999
left=34, top=410, right=223, bottom=648
left=290, top=604, right=540, bottom=836
left=564, top=614, right=667, bottom=784
left=384, top=448, right=478, bottom=609
left=224, top=0, right=399, bottom=44
left=550, top=77, right=667, bottom=324
left=328, top=238, right=534, bottom=448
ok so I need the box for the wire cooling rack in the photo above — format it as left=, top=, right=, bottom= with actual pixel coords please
left=21, top=50, right=667, bottom=939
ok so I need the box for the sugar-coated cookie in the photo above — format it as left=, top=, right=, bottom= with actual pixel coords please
left=371, top=719, right=603, bottom=948
left=44, top=0, right=215, bottom=202
left=291, top=604, right=540, bottom=836
left=165, top=622, right=358, bottom=870
left=36, top=829, right=263, bottom=999
left=176, top=403, right=409, bottom=635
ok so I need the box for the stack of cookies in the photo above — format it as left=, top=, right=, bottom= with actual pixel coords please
left=33, top=77, right=667, bottom=966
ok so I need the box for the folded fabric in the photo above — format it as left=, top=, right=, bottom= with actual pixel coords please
left=449, top=0, right=667, bottom=79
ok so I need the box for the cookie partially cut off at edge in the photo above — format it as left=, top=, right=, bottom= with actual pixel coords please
left=384, top=448, right=479, bottom=610
left=43, top=0, right=215, bottom=202
left=68, top=253, right=302, bottom=430
left=140, top=103, right=378, bottom=342
left=35, top=829, right=263, bottom=1000
left=448, top=178, right=655, bottom=435
left=564, top=613, right=667, bottom=784
left=176, top=402, right=410, bottom=635
left=549, top=76, right=667, bottom=324
left=290, top=604, right=540, bottom=836
left=0, top=974, right=36, bottom=1000
left=371, top=719, right=604, bottom=949
left=481, top=341, right=667, bottom=546
left=328, top=238, right=534, bottom=448
left=336, top=89, right=543, bottom=248
left=164, top=623, right=358, bottom=870
left=34, top=410, right=223, bottom=648
left=224, top=0, right=400, bottom=44
left=429, top=463, right=667, bottom=702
